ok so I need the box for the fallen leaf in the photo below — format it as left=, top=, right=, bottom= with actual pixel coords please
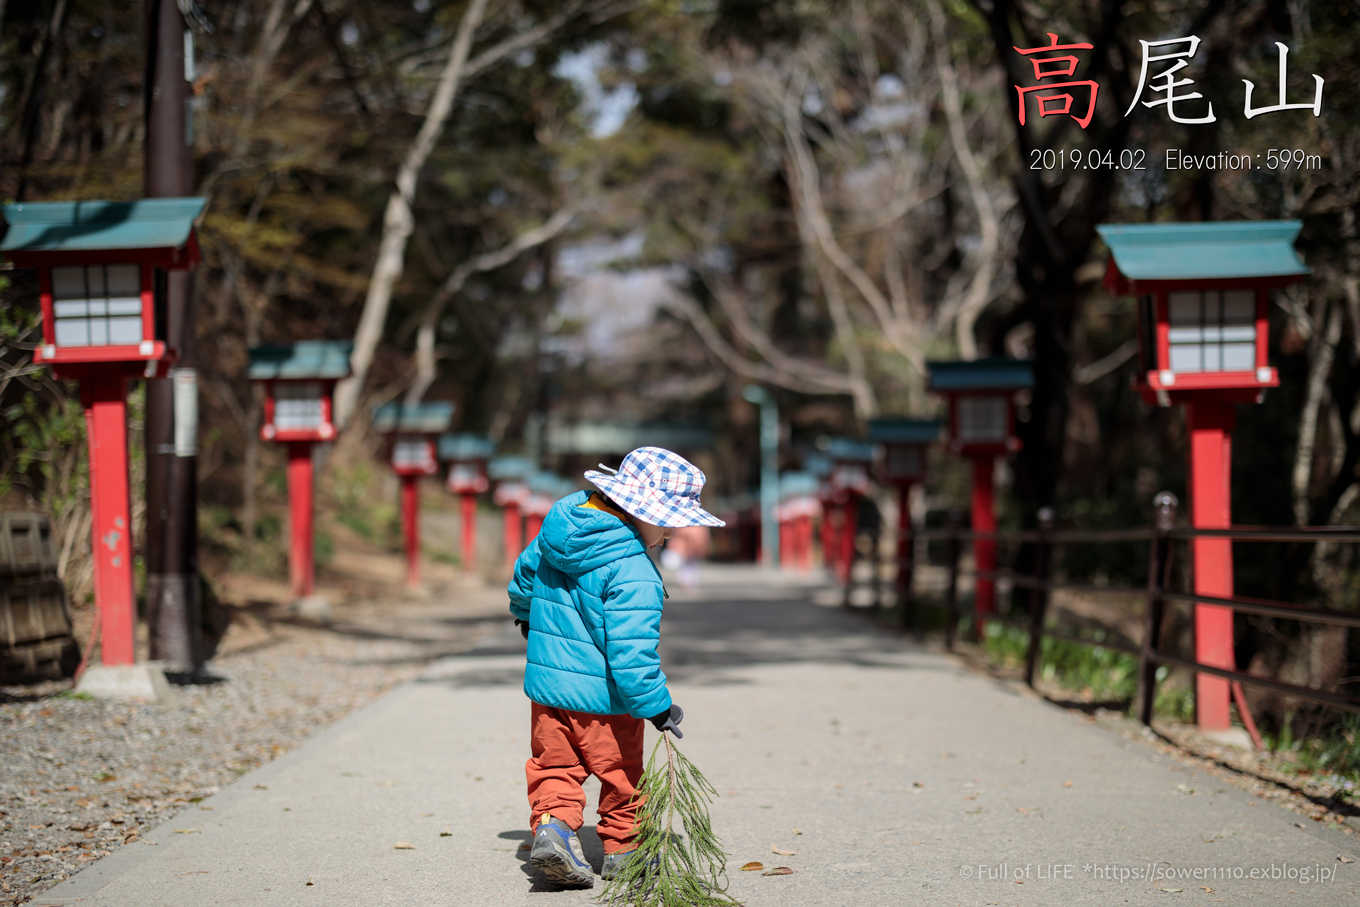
left=174, top=828, right=199, bottom=834
left=762, top=867, right=795, bottom=876
left=1160, top=887, right=1184, bottom=893
left=771, top=846, right=797, bottom=855
left=393, top=842, right=416, bottom=850
left=306, top=879, right=314, bottom=886
left=253, top=784, right=268, bottom=790
left=1063, top=780, right=1073, bottom=788
left=792, top=827, right=802, bottom=836
left=1200, top=887, right=1214, bottom=893
left=517, top=842, right=530, bottom=851
left=740, top=862, right=764, bottom=871
left=441, top=827, right=453, bottom=838
left=1340, top=855, right=1356, bottom=864
left=913, top=781, right=925, bottom=788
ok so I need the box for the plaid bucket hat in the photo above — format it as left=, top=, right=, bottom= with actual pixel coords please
left=584, top=447, right=726, bottom=528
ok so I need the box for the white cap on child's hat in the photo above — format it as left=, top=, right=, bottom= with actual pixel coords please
left=583, top=447, right=726, bottom=528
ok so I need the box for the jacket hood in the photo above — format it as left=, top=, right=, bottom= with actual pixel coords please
left=537, top=490, right=647, bottom=574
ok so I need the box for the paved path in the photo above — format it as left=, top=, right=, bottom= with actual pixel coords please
left=35, top=566, right=1360, bottom=906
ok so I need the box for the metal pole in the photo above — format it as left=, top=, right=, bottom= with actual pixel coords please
left=1023, top=507, right=1054, bottom=688
left=742, top=385, right=779, bottom=568
left=1138, top=492, right=1177, bottom=726
left=144, top=0, right=201, bottom=673
left=1188, top=399, right=1235, bottom=730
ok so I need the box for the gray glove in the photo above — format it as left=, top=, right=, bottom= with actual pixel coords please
left=648, top=704, right=684, bottom=738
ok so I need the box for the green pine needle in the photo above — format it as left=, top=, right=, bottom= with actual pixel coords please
left=596, top=734, right=742, bottom=907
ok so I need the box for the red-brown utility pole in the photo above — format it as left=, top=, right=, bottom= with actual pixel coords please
left=143, top=0, right=201, bottom=675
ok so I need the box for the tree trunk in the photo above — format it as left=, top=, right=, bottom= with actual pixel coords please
left=333, top=0, right=491, bottom=430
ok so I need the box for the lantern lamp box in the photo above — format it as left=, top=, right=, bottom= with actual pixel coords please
left=439, top=433, right=496, bottom=494
left=927, top=358, right=1034, bottom=455
left=1, top=198, right=206, bottom=379
left=826, top=438, right=875, bottom=497
left=1097, top=221, right=1308, bottom=406
left=372, top=402, right=454, bottom=477
left=248, top=341, right=353, bottom=443
left=867, top=418, right=942, bottom=485
left=779, top=472, right=820, bottom=501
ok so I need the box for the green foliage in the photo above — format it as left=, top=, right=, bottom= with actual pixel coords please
left=1269, top=713, right=1360, bottom=784
left=331, top=461, right=397, bottom=544
left=597, top=735, right=740, bottom=907
left=981, top=621, right=1139, bottom=703
left=315, top=531, right=335, bottom=568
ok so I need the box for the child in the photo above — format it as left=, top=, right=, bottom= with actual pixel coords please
left=507, top=447, right=725, bottom=888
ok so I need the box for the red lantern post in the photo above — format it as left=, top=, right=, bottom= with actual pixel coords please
left=373, top=402, right=454, bottom=590
left=927, top=359, right=1033, bottom=636
left=490, top=456, right=535, bottom=570
left=248, top=341, right=352, bottom=602
left=439, top=434, right=495, bottom=572
left=776, top=473, right=820, bottom=571
left=826, top=439, right=874, bottom=587
left=3, top=198, right=204, bottom=684
left=867, top=419, right=942, bottom=612
left=1099, top=220, right=1307, bottom=731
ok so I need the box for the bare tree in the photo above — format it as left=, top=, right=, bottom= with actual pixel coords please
left=654, top=0, right=1015, bottom=419
left=334, top=0, right=643, bottom=429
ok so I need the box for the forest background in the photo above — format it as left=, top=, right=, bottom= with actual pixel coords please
left=1, top=0, right=1359, bottom=747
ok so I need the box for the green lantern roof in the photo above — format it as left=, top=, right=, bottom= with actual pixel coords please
left=1, top=198, right=206, bottom=252
left=372, top=401, right=454, bottom=434
left=779, top=471, right=820, bottom=499
left=438, top=433, right=495, bottom=462
left=1097, top=220, right=1308, bottom=281
left=826, top=438, right=875, bottom=462
left=927, top=358, right=1034, bottom=392
left=247, top=341, right=354, bottom=381
left=488, top=455, right=536, bottom=481
left=866, top=418, right=942, bottom=445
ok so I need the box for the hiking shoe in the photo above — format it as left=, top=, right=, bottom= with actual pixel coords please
left=530, top=817, right=594, bottom=888
left=601, top=849, right=650, bottom=881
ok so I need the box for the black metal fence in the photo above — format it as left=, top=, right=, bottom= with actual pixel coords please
left=900, top=493, right=1360, bottom=728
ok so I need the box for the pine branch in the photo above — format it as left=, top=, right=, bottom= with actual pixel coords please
left=597, top=735, right=741, bottom=907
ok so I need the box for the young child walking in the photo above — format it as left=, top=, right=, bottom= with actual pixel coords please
left=507, top=447, right=724, bottom=888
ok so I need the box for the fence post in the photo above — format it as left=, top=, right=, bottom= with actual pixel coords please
left=1024, top=507, right=1055, bottom=689
left=944, top=508, right=963, bottom=652
left=1138, top=492, right=1178, bottom=726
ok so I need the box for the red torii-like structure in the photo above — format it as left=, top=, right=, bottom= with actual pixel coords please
left=927, top=358, right=1034, bottom=635
left=372, top=402, right=454, bottom=590
left=1099, top=220, right=1307, bottom=731
left=248, top=341, right=352, bottom=603
left=2, top=198, right=204, bottom=688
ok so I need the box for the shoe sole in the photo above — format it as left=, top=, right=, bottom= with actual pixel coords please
left=531, top=845, right=594, bottom=888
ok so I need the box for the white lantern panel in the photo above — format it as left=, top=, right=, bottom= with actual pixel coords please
left=1165, top=290, right=1258, bottom=374
left=393, top=436, right=435, bottom=470
left=274, top=381, right=325, bottom=431
left=48, top=264, right=146, bottom=348
left=957, top=395, right=1008, bottom=442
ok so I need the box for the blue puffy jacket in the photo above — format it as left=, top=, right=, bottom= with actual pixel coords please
left=508, top=490, right=672, bottom=719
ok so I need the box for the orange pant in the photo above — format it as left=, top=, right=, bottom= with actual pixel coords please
left=526, top=702, right=644, bottom=855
